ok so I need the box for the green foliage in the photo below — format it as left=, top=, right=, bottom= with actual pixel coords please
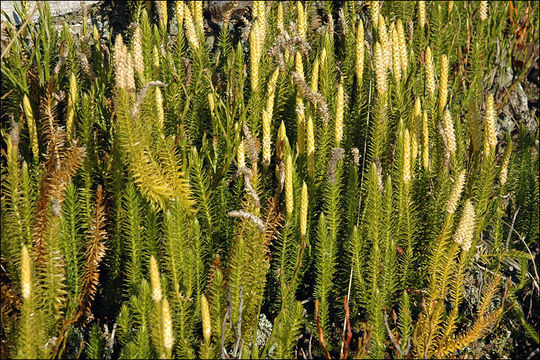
left=121, top=183, right=146, bottom=294
left=1, top=1, right=538, bottom=359
left=86, top=323, right=105, bottom=360
left=61, top=182, right=84, bottom=316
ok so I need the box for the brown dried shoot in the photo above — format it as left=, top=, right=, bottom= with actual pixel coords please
left=77, top=185, right=107, bottom=325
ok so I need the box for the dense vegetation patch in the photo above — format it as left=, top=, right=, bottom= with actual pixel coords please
left=1, top=1, right=538, bottom=359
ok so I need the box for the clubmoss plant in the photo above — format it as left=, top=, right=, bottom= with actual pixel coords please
left=1, top=1, right=538, bottom=359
